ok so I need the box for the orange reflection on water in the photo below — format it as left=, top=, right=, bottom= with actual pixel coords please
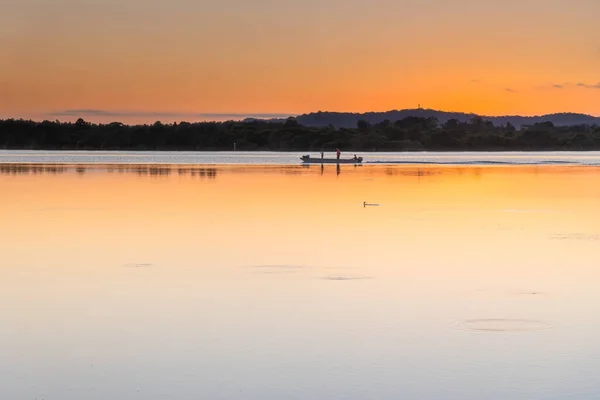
left=2, top=163, right=600, bottom=400
left=1, top=164, right=599, bottom=274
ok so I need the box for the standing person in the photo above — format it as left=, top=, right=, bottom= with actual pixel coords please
left=320, top=151, right=324, bottom=159
left=336, top=148, right=341, bottom=160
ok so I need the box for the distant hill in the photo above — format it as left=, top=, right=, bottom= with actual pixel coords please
left=294, top=109, right=600, bottom=129
left=242, top=117, right=287, bottom=124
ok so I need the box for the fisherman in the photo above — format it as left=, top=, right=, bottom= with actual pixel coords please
left=353, top=154, right=358, bottom=161
left=320, top=151, right=324, bottom=159
left=336, top=148, right=341, bottom=159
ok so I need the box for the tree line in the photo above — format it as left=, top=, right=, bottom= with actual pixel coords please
left=1, top=116, right=599, bottom=151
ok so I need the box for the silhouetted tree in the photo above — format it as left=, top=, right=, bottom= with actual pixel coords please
left=0, top=117, right=598, bottom=151
left=284, top=117, right=299, bottom=127
left=357, top=120, right=371, bottom=131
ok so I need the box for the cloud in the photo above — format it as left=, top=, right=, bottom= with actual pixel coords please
left=504, top=88, right=517, bottom=93
left=547, top=82, right=600, bottom=90
left=54, top=109, right=115, bottom=117
left=470, top=79, right=481, bottom=83
left=50, top=109, right=296, bottom=120
left=576, top=82, right=600, bottom=89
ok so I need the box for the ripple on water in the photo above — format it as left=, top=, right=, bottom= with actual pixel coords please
left=248, top=265, right=307, bottom=269
left=455, top=318, right=553, bottom=333
left=245, top=265, right=307, bottom=275
left=124, top=263, right=152, bottom=268
left=502, top=209, right=548, bottom=213
left=248, top=270, right=300, bottom=275
left=550, top=233, right=600, bottom=241
left=515, top=291, right=546, bottom=296
left=321, top=276, right=374, bottom=281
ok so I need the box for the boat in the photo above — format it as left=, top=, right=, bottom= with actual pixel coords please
left=300, top=155, right=363, bottom=164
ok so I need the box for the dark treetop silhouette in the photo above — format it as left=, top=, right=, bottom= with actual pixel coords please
left=295, top=109, right=600, bottom=129
left=1, top=115, right=599, bottom=151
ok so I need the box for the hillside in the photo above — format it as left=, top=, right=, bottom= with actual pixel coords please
left=295, top=109, right=600, bottom=129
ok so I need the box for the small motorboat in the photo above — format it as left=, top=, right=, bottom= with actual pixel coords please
left=300, top=155, right=363, bottom=164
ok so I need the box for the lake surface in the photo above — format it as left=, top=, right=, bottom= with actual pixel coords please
left=2, top=150, right=600, bottom=165
left=2, top=154, right=600, bottom=400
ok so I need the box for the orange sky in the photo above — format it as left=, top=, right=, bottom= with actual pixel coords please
left=2, top=0, right=600, bottom=122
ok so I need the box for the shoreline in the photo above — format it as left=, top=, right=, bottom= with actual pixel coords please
left=3, top=150, right=600, bottom=168
left=2, top=149, right=600, bottom=153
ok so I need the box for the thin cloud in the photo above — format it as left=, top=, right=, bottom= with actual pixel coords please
left=547, top=82, right=600, bottom=90
left=55, top=109, right=115, bottom=116
left=504, top=88, right=517, bottom=93
left=51, top=109, right=296, bottom=120
left=471, top=79, right=481, bottom=83
left=576, top=82, right=600, bottom=89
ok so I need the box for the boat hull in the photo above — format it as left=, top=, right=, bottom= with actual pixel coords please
left=300, top=156, right=362, bottom=164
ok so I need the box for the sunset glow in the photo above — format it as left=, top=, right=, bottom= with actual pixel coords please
left=2, top=0, right=600, bottom=123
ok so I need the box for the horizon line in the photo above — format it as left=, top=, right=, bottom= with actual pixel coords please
left=51, top=108, right=599, bottom=119
left=50, top=110, right=298, bottom=119
left=1, top=108, right=599, bottom=122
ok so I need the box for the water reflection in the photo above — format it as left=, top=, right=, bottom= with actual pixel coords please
left=455, top=318, right=553, bottom=332
left=6, top=162, right=595, bottom=180
left=0, top=163, right=68, bottom=175
left=0, top=163, right=218, bottom=179
left=104, top=164, right=217, bottom=179
left=2, top=164, right=600, bottom=400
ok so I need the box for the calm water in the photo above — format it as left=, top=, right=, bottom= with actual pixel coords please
left=2, top=157, right=600, bottom=400
left=2, top=150, right=600, bottom=165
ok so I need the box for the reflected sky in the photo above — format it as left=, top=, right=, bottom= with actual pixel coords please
left=1, top=164, right=600, bottom=400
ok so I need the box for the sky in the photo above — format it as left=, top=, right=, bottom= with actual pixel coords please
left=1, top=0, right=600, bottom=123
